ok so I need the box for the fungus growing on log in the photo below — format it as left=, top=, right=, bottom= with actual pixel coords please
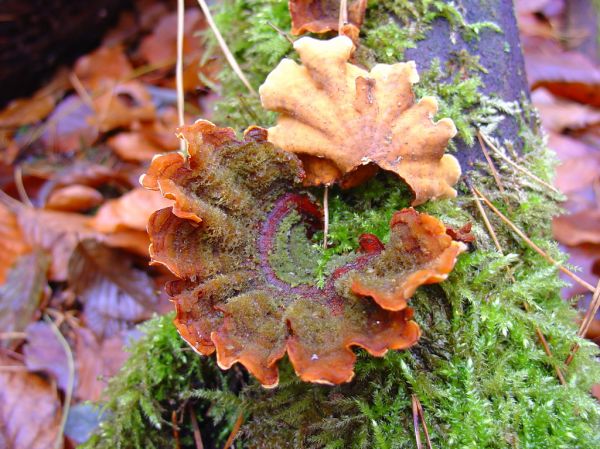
left=142, top=121, right=467, bottom=387
left=259, top=35, right=461, bottom=206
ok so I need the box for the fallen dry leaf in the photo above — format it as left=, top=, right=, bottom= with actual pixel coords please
left=260, top=36, right=460, bottom=205
left=553, top=209, right=600, bottom=246
left=289, top=0, right=367, bottom=35
left=554, top=156, right=600, bottom=194
left=0, top=357, right=62, bottom=449
left=525, top=39, right=600, bottom=107
left=24, top=321, right=71, bottom=392
left=92, top=187, right=173, bottom=233
left=74, top=44, right=133, bottom=88
left=46, top=184, right=104, bottom=212
left=74, top=327, right=128, bottom=401
left=0, top=202, right=30, bottom=284
left=103, top=230, right=152, bottom=257
left=0, top=69, right=70, bottom=128
left=107, top=131, right=165, bottom=162
left=0, top=250, right=49, bottom=344
left=41, top=95, right=97, bottom=153
left=69, top=240, right=159, bottom=338
left=1, top=193, right=98, bottom=281
left=532, top=88, right=600, bottom=132
left=143, top=121, right=467, bottom=387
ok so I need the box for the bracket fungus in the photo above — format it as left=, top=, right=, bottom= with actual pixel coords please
left=142, top=121, right=468, bottom=387
left=259, top=35, right=461, bottom=206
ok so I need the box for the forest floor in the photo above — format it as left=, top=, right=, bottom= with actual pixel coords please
left=0, top=0, right=599, bottom=447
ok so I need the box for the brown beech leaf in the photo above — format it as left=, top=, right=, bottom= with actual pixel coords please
left=41, top=95, right=97, bottom=153
left=289, top=0, right=367, bottom=35
left=259, top=36, right=460, bottom=205
left=107, top=132, right=165, bottom=162
left=0, top=250, right=49, bottom=342
left=0, top=202, right=30, bottom=284
left=74, top=44, right=133, bottom=88
left=532, top=88, right=600, bottom=132
left=74, top=327, right=128, bottom=401
left=0, top=68, right=70, bottom=128
left=1, top=192, right=99, bottom=281
left=0, top=357, right=62, bottom=449
left=23, top=321, right=70, bottom=391
left=553, top=209, right=600, bottom=246
left=46, top=185, right=104, bottom=212
left=92, top=187, right=173, bottom=233
left=143, top=121, right=466, bottom=387
left=69, top=240, right=159, bottom=338
left=525, top=39, right=600, bottom=107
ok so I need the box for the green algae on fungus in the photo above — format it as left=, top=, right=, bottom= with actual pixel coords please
left=142, top=120, right=469, bottom=388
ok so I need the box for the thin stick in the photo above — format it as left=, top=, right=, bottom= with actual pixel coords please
left=176, top=0, right=187, bottom=155
left=338, top=0, right=348, bottom=30
left=223, top=410, right=244, bottom=449
left=477, top=133, right=508, bottom=206
left=188, top=404, right=205, bottom=449
left=470, top=184, right=566, bottom=384
left=412, top=395, right=432, bottom=449
left=13, top=166, right=33, bottom=208
left=0, top=331, right=26, bottom=340
left=267, top=20, right=294, bottom=45
left=412, top=395, right=423, bottom=449
left=44, top=315, right=74, bottom=449
left=565, top=279, right=600, bottom=366
left=469, top=186, right=502, bottom=253
left=472, top=186, right=595, bottom=293
left=196, top=0, right=257, bottom=96
left=478, top=131, right=560, bottom=195
left=172, top=410, right=182, bottom=449
left=323, top=185, right=329, bottom=248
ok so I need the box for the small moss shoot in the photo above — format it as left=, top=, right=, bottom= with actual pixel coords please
left=86, top=1, right=600, bottom=448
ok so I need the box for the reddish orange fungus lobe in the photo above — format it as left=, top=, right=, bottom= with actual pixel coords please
left=143, top=121, right=465, bottom=387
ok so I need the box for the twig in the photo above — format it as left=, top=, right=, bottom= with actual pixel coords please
left=411, top=395, right=432, bottom=449
left=472, top=186, right=595, bottom=293
left=565, top=279, right=600, bottom=366
left=223, top=410, right=244, bottom=449
left=172, top=410, right=182, bottom=449
left=469, top=184, right=566, bottom=384
left=469, top=186, right=502, bottom=253
left=0, top=331, right=27, bottom=340
left=176, top=0, right=187, bottom=155
left=338, top=0, right=348, bottom=30
left=477, top=133, right=509, bottom=209
left=13, top=166, right=33, bottom=208
left=266, top=20, right=294, bottom=45
left=478, top=131, right=560, bottom=195
left=44, top=315, right=74, bottom=449
left=188, top=404, right=205, bottom=449
left=323, top=185, right=329, bottom=248
left=196, top=0, right=257, bottom=96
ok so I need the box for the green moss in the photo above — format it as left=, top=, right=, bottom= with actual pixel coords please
left=86, top=1, right=600, bottom=448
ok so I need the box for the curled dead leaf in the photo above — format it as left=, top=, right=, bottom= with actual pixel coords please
left=259, top=36, right=460, bottom=205
left=46, top=185, right=104, bottom=212
left=0, top=202, right=30, bottom=284
left=143, top=121, right=466, bottom=387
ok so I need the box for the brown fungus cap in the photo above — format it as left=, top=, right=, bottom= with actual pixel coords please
left=259, top=36, right=461, bottom=206
left=142, top=121, right=467, bottom=387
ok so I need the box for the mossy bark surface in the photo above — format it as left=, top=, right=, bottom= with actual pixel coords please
left=84, top=1, right=600, bottom=448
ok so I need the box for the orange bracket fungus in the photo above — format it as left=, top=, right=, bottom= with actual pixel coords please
left=259, top=35, right=461, bottom=206
left=142, top=121, right=468, bottom=388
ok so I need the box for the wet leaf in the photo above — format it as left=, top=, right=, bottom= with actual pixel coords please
left=69, top=240, right=159, bottom=338
left=24, top=321, right=70, bottom=391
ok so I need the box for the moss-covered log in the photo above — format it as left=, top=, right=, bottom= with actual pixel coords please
left=84, top=1, right=600, bottom=448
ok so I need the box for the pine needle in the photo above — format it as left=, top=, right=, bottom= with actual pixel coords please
left=565, top=279, right=600, bottom=366
left=411, top=395, right=432, bottom=449
left=323, top=185, right=329, bottom=248
left=478, top=131, right=561, bottom=195
left=338, top=0, right=348, bottom=30
left=223, top=410, right=244, bottom=449
left=472, top=186, right=595, bottom=293
left=196, top=0, right=257, bottom=96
